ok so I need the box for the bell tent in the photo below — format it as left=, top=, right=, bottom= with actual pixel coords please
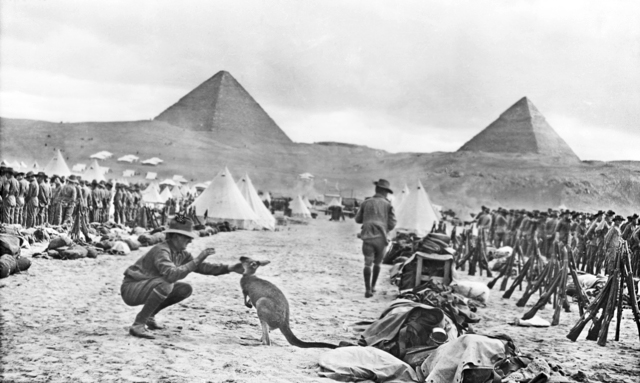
left=43, top=149, right=72, bottom=177
left=141, top=183, right=164, bottom=204
left=171, top=186, right=185, bottom=199
left=190, top=168, right=261, bottom=230
left=394, top=180, right=440, bottom=237
left=159, top=187, right=173, bottom=203
left=83, top=160, right=106, bottom=182
left=236, top=174, right=276, bottom=231
left=290, top=195, right=312, bottom=218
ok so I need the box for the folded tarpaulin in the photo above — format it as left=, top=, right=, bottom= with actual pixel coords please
left=361, top=300, right=457, bottom=349
left=318, top=346, right=419, bottom=383
left=0, top=234, right=21, bottom=257
left=420, top=334, right=506, bottom=383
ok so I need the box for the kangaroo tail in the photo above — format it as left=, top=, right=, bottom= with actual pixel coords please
left=280, top=324, right=337, bottom=349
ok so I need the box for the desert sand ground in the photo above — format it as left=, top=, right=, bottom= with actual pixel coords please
left=1, top=215, right=639, bottom=383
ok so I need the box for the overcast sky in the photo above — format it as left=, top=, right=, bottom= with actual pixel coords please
left=2, top=0, right=639, bottom=161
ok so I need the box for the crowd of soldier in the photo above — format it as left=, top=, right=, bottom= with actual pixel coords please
left=0, top=165, right=147, bottom=232
left=468, top=206, right=638, bottom=277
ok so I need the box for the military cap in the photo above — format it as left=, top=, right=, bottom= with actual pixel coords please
left=606, top=210, right=615, bottom=216
left=633, top=213, right=639, bottom=219
left=26, top=171, right=35, bottom=178
left=68, top=175, right=78, bottom=183
left=99, top=180, right=106, bottom=185
left=613, top=215, right=625, bottom=222
left=106, top=182, right=113, bottom=187
left=16, top=172, right=25, bottom=177
left=540, top=211, right=548, bottom=217
left=50, top=175, right=60, bottom=182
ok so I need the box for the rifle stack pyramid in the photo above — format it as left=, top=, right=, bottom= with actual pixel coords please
left=458, top=97, right=580, bottom=161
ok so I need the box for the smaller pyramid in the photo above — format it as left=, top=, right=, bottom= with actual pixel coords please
left=458, top=97, right=579, bottom=160
left=43, top=149, right=72, bottom=177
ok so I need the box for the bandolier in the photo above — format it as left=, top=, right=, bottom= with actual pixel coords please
left=584, top=211, right=604, bottom=274
left=2, top=169, right=20, bottom=224
left=114, top=184, right=125, bottom=224
left=103, top=182, right=113, bottom=222
left=574, top=214, right=588, bottom=270
left=37, top=172, right=52, bottom=226
left=91, top=181, right=102, bottom=223
left=16, top=172, right=28, bottom=226
left=602, top=215, right=624, bottom=275
left=49, top=176, right=62, bottom=225
left=24, top=172, right=40, bottom=228
left=493, top=208, right=508, bottom=248
left=58, top=176, right=78, bottom=226
left=544, top=211, right=559, bottom=257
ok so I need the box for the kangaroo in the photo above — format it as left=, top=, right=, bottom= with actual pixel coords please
left=239, top=256, right=337, bottom=349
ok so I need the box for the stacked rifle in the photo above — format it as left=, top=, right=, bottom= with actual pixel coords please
left=455, top=229, right=493, bottom=277
left=567, top=242, right=640, bottom=346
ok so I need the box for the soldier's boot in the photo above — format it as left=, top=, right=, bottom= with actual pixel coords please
left=129, top=289, right=166, bottom=339
left=148, top=283, right=192, bottom=330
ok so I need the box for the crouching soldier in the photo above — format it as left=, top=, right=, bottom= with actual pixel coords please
left=120, top=213, right=244, bottom=339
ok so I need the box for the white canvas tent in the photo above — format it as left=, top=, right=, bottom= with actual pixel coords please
left=117, top=154, right=139, bottom=163
left=123, top=170, right=135, bottom=178
left=290, top=195, right=312, bottom=218
left=90, top=151, right=113, bottom=160
left=19, top=161, right=28, bottom=169
left=159, top=187, right=173, bottom=203
left=394, top=180, right=440, bottom=237
left=392, top=184, right=410, bottom=211
left=145, top=172, right=157, bottom=180
left=173, top=175, right=188, bottom=183
left=180, top=184, right=192, bottom=196
left=190, top=168, right=261, bottom=230
left=237, top=174, right=276, bottom=231
left=160, top=179, right=177, bottom=186
left=171, top=186, right=185, bottom=199
left=32, top=162, right=41, bottom=171
left=141, top=183, right=163, bottom=204
left=302, top=196, right=313, bottom=209
left=72, top=164, right=87, bottom=172
left=83, top=159, right=107, bottom=182
left=327, top=197, right=342, bottom=207
left=142, top=157, right=163, bottom=166
left=43, top=149, right=72, bottom=177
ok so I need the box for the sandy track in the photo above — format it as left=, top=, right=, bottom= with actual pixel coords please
left=1, top=217, right=638, bottom=383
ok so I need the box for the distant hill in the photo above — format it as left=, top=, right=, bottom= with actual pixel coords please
left=2, top=71, right=640, bottom=217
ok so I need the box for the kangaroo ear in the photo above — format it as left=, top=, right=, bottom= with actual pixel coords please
left=258, top=260, right=271, bottom=266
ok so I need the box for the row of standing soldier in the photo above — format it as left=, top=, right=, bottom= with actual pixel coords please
left=462, top=206, right=639, bottom=277
left=0, top=166, right=145, bottom=231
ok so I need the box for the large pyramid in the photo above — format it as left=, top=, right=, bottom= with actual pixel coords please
left=155, top=71, right=293, bottom=147
left=458, top=97, right=579, bottom=160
